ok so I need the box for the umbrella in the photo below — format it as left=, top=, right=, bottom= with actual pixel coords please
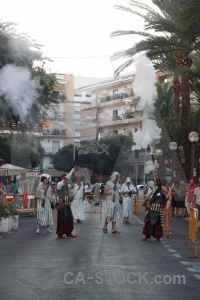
left=0, top=163, right=30, bottom=176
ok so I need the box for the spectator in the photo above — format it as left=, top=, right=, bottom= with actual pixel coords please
left=84, top=182, right=93, bottom=203
left=193, top=181, right=200, bottom=221
left=185, top=178, right=198, bottom=218
left=91, top=180, right=101, bottom=205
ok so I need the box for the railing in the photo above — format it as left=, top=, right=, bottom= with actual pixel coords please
left=43, top=147, right=61, bottom=154
left=165, top=197, right=172, bottom=238
left=84, top=194, right=102, bottom=220
left=53, top=112, right=66, bottom=119
left=100, top=91, right=135, bottom=103
left=3, top=194, right=37, bottom=215
left=188, top=208, right=199, bottom=257
left=42, top=129, right=67, bottom=136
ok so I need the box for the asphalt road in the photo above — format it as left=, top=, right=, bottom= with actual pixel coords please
left=0, top=204, right=200, bottom=300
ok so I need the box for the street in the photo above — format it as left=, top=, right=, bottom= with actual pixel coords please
left=0, top=206, right=200, bottom=300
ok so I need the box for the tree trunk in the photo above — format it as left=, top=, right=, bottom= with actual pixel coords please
left=172, top=78, right=181, bottom=117
left=180, top=73, right=191, bottom=181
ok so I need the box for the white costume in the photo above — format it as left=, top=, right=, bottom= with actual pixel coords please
left=121, top=178, right=137, bottom=218
left=36, top=182, right=54, bottom=226
left=105, top=172, right=121, bottom=222
left=71, top=183, right=84, bottom=221
left=92, top=182, right=101, bottom=203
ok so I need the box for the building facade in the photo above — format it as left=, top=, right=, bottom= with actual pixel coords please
left=80, top=73, right=143, bottom=142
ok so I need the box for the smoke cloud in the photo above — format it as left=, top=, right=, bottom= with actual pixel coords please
left=0, top=64, right=40, bottom=122
left=131, top=54, right=162, bottom=173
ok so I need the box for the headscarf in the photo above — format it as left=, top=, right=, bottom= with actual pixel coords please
left=148, top=181, right=154, bottom=188
left=110, top=172, right=119, bottom=181
left=126, top=177, right=131, bottom=183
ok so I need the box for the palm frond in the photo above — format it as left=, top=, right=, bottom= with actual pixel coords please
left=176, top=0, right=200, bottom=31
left=110, top=30, right=153, bottom=39
left=113, top=60, right=134, bottom=77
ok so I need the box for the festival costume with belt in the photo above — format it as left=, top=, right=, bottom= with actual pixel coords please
left=56, top=170, right=74, bottom=237
left=143, top=186, right=167, bottom=239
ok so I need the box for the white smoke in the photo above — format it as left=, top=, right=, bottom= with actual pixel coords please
left=133, top=54, right=156, bottom=109
left=0, top=64, right=40, bottom=122
left=144, top=160, right=159, bottom=174
left=131, top=54, right=162, bottom=173
left=132, top=118, right=161, bottom=150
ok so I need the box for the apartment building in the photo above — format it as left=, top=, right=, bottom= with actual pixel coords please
left=37, top=73, right=103, bottom=171
left=37, top=73, right=75, bottom=170
left=73, top=75, right=104, bottom=146
left=79, top=73, right=142, bottom=142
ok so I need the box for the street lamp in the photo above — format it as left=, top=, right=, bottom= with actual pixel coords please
left=169, top=142, right=178, bottom=181
left=188, top=131, right=199, bottom=177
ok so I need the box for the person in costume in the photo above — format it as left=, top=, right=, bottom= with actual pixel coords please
left=71, top=176, right=84, bottom=223
left=142, top=179, right=168, bottom=242
left=56, top=167, right=77, bottom=239
left=91, top=180, right=101, bottom=205
left=120, top=177, right=137, bottom=224
left=35, top=175, right=54, bottom=234
left=103, top=171, right=121, bottom=234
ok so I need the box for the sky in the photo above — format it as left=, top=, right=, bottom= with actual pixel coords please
left=1, top=0, right=153, bottom=78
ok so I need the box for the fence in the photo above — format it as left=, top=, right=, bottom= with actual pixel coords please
left=134, top=195, right=139, bottom=216
left=165, top=197, right=172, bottom=238
left=188, top=208, right=199, bottom=257
left=0, top=193, right=37, bottom=215
left=84, top=194, right=102, bottom=220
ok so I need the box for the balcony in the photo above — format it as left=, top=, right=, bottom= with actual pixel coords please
left=43, top=147, right=61, bottom=155
left=48, top=112, right=66, bottom=120
left=41, top=129, right=67, bottom=136
left=100, top=91, right=135, bottom=103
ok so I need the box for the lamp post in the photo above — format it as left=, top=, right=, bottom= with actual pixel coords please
left=169, top=142, right=178, bottom=182
left=188, top=131, right=199, bottom=177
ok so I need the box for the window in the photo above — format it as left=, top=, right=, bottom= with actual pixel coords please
left=52, top=141, right=60, bottom=154
left=96, top=92, right=101, bottom=104
left=113, top=89, right=118, bottom=95
left=113, top=109, right=118, bottom=121
left=113, top=130, right=118, bottom=135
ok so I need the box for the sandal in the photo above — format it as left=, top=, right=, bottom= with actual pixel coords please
left=103, top=228, right=108, bottom=233
left=112, top=230, right=120, bottom=234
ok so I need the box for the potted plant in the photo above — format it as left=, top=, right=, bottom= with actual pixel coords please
left=0, top=202, right=13, bottom=233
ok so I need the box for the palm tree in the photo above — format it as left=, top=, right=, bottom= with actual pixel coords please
left=175, top=0, right=200, bottom=32
left=174, top=53, right=200, bottom=179
left=154, top=82, right=174, bottom=179
left=110, top=0, right=199, bottom=179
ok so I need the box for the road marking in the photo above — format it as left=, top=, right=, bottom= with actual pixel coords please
left=173, top=254, right=182, bottom=258
left=180, top=261, right=190, bottom=265
left=187, top=267, right=197, bottom=272
left=167, top=248, right=176, bottom=253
